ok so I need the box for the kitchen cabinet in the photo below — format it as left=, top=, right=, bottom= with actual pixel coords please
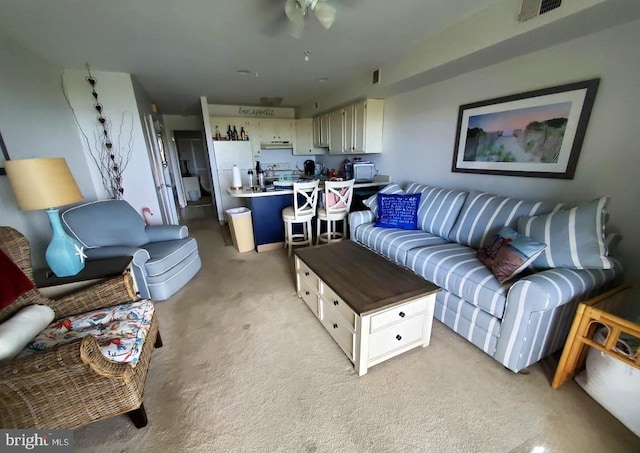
left=312, top=114, right=329, bottom=147
left=328, top=109, right=344, bottom=154
left=294, top=118, right=326, bottom=155
left=328, top=99, right=384, bottom=155
left=258, top=118, right=295, bottom=144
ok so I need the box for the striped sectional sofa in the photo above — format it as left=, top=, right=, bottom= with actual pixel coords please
left=348, top=183, right=623, bottom=373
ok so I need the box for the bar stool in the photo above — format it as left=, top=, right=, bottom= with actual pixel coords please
left=316, top=179, right=355, bottom=244
left=282, top=180, right=319, bottom=256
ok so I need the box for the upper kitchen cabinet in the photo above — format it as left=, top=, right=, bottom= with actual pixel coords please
left=259, top=118, right=295, bottom=144
left=328, top=109, right=344, bottom=154
left=312, top=114, right=329, bottom=147
left=294, top=118, right=326, bottom=155
left=328, top=99, right=384, bottom=155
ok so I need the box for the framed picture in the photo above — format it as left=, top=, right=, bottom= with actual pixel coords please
left=451, top=78, right=600, bottom=179
left=0, top=130, right=9, bottom=176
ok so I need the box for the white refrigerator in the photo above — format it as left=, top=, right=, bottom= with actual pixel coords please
left=208, top=141, right=254, bottom=222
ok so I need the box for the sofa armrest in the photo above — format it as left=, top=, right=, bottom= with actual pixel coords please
left=145, top=225, right=188, bottom=241
left=348, top=210, right=376, bottom=239
left=48, top=273, right=138, bottom=320
left=495, top=261, right=623, bottom=372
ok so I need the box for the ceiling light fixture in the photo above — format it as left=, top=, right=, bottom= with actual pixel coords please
left=304, top=51, right=311, bottom=62
left=284, top=0, right=336, bottom=39
left=236, top=70, right=251, bottom=76
left=318, top=77, right=328, bottom=82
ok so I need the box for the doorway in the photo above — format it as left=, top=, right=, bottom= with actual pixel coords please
left=173, top=130, right=216, bottom=221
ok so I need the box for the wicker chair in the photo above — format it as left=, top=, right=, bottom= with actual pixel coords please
left=0, top=226, right=162, bottom=429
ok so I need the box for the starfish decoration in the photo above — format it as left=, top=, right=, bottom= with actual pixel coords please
left=74, top=244, right=87, bottom=263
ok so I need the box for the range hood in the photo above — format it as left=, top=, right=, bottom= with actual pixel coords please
left=260, top=140, right=293, bottom=149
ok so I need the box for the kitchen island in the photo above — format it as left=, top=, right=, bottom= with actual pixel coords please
left=227, top=178, right=389, bottom=252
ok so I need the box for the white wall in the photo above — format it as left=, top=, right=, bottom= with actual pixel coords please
left=378, top=19, right=640, bottom=281
left=62, top=69, right=161, bottom=223
left=0, top=32, right=98, bottom=266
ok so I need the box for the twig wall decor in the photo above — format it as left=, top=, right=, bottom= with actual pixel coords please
left=62, top=64, right=133, bottom=199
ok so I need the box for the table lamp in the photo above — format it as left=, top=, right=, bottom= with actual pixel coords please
left=5, top=157, right=86, bottom=277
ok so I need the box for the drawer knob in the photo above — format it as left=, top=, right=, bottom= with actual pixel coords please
left=399, top=311, right=405, bottom=318
left=333, top=300, right=339, bottom=306
left=333, top=323, right=338, bottom=329
left=396, top=334, right=402, bottom=341
left=305, top=271, right=309, bottom=276
left=305, top=291, right=310, bottom=296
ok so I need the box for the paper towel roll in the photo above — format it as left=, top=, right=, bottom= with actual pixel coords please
left=231, top=165, right=242, bottom=189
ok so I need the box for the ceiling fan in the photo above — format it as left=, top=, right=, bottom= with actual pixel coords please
left=284, top=0, right=337, bottom=38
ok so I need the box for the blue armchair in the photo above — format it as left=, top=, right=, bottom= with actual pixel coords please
left=62, top=200, right=201, bottom=300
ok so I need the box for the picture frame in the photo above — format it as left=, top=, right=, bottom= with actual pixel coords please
left=0, top=130, right=9, bottom=176
left=451, top=78, right=600, bottom=179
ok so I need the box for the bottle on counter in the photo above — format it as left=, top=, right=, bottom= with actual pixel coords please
left=247, top=169, right=254, bottom=188
left=215, top=126, right=221, bottom=141
left=226, top=125, right=232, bottom=141
left=233, top=126, right=238, bottom=141
left=258, top=169, right=265, bottom=189
left=240, top=127, right=246, bottom=141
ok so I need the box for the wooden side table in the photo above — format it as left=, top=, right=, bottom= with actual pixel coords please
left=552, top=284, right=640, bottom=389
left=34, top=256, right=137, bottom=299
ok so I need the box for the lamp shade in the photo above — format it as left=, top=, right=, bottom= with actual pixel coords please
left=5, top=158, right=83, bottom=210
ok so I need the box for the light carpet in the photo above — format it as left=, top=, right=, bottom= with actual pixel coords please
left=73, top=218, right=640, bottom=452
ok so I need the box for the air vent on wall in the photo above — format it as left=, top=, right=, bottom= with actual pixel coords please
left=260, top=97, right=282, bottom=106
left=518, top=0, right=562, bottom=23
left=372, top=69, right=380, bottom=85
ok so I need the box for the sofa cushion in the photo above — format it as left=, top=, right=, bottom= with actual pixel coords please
left=355, top=224, right=449, bottom=265
left=477, top=227, right=546, bottom=284
left=63, top=200, right=148, bottom=248
left=517, top=197, right=616, bottom=270
left=143, top=237, right=199, bottom=276
left=448, top=191, right=565, bottom=249
left=406, top=243, right=510, bottom=319
left=375, top=193, right=421, bottom=230
left=362, top=183, right=404, bottom=217
left=405, top=183, right=467, bottom=238
left=20, top=300, right=154, bottom=364
left=0, top=305, right=55, bottom=362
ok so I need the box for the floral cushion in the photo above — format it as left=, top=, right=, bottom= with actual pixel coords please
left=19, top=300, right=154, bottom=365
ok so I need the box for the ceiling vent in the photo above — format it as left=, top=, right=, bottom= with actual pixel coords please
left=518, top=0, right=562, bottom=23
left=260, top=97, right=282, bottom=107
left=372, top=69, right=380, bottom=85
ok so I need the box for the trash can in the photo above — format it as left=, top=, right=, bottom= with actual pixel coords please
left=188, top=190, right=199, bottom=201
left=225, top=207, right=255, bottom=253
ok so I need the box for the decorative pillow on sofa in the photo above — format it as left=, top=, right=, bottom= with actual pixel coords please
left=517, top=197, right=615, bottom=269
left=477, top=227, right=546, bottom=284
left=375, top=193, right=422, bottom=230
left=0, top=249, right=35, bottom=310
left=363, top=182, right=404, bottom=217
left=0, top=305, right=55, bottom=362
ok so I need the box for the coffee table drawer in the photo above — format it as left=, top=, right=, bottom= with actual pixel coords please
left=321, top=284, right=356, bottom=330
left=320, top=303, right=354, bottom=360
left=369, top=316, right=425, bottom=360
left=296, top=257, right=319, bottom=290
left=370, top=297, right=427, bottom=332
left=298, top=277, right=319, bottom=317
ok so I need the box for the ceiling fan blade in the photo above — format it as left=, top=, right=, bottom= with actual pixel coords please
left=284, top=0, right=303, bottom=22
left=313, top=2, right=336, bottom=30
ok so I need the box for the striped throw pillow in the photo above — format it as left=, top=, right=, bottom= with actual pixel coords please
left=517, top=197, right=615, bottom=269
left=362, top=183, right=404, bottom=217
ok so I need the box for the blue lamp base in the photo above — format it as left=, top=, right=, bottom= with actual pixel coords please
left=45, top=208, right=86, bottom=277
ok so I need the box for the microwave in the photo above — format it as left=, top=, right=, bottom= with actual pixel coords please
left=352, top=162, right=376, bottom=182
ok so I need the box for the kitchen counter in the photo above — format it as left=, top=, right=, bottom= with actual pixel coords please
left=226, top=180, right=389, bottom=198
left=226, top=177, right=390, bottom=252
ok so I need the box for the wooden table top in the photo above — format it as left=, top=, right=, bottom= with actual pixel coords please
left=295, top=241, right=440, bottom=315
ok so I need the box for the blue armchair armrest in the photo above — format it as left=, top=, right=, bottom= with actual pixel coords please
left=145, top=225, right=189, bottom=242
left=84, top=246, right=151, bottom=299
